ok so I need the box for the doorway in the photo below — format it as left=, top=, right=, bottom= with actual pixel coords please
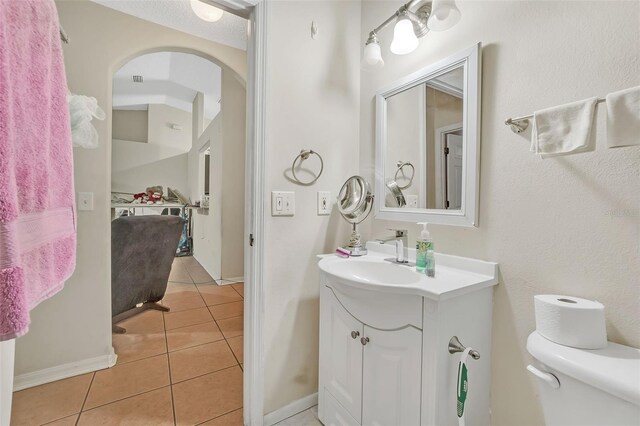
left=434, top=124, right=463, bottom=210
left=7, top=0, right=262, bottom=422
left=109, top=48, right=247, bottom=423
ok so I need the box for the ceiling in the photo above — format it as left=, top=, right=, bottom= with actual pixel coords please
left=113, top=51, right=222, bottom=121
left=432, top=67, right=464, bottom=93
left=92, top=0, right=248, bottom=50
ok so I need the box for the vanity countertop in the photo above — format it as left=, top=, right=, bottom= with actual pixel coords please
left=318, top=241, right=498, bottom=301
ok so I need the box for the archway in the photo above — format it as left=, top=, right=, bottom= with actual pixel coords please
left=109, top=47, right=247, bottom=423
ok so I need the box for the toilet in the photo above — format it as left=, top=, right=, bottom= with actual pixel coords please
left=527, top=331, right=640, bottom=426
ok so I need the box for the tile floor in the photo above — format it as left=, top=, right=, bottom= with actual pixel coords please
left=11, top=256, right=245, bottom=426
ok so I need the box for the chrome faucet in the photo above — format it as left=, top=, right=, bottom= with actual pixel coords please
left=376, top=229, right=409, bottom=264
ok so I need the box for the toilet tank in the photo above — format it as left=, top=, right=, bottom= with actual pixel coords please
left=527, top=331, right=640, bottom=426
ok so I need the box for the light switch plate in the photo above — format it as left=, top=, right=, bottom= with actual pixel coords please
left=317, top=191, right=331, bottom=215
left=77, top=192, right=94, bottom=211
left=406, top=195, right=418, bottom=208
left=271, top=191, right=295, bottom=216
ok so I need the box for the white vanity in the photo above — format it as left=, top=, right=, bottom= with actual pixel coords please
left=318, top=242, right=498, bottom=426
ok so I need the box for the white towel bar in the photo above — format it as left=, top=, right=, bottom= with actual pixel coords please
left=505, top=98, right=606, bottom=134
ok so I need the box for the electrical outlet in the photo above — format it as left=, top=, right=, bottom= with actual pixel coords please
left=77, top=192, right=94, bottom=211
left=317, top=191, right=331, bottom=215
left=271, top=191, right=295, bottom=216
left=406, top=195, right=418, bottom=208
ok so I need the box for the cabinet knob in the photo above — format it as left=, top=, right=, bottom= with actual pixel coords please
left=351, top=331, right=360, bottom=339
left=360, top=336, right=370, bottom=346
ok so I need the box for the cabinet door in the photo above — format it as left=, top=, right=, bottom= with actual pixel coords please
left=323, top=389, right=361, bottom=426
left=361, top=325, right=422, bottom=426
left=321, top=287, right=364, bottom=423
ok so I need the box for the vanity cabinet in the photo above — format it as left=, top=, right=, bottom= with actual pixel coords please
left=318, top=246, right=498, bottom=426
left=320, top=285, right=422, bottom=426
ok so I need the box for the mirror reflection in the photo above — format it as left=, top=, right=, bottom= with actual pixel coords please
left=384, top=66, right=464, bottom=210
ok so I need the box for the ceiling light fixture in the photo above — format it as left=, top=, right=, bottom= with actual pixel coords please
left=190, top=0, right=224, bottom=22
left=363, top=0, right=461, bottom=66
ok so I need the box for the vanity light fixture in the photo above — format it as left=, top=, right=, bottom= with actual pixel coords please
left=390, top=10, right=419, bottom=55
left=363, top=0, right=461, bottom=68
left=190, top=0, right=224, bottom=22
left=427, top=0, right=461, bottom=30
left=363, top=33, right=384, bottom=68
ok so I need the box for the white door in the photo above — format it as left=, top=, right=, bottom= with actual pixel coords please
left=321, top=286, right=364, bottom=423
left=446, top=134, right=463, bottom=210
left=361, top=325, right=422, bottom=426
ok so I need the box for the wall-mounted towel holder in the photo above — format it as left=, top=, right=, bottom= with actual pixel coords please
left=291, top=149, right=324, bottom=185
left=449, top=336, right=480, bottom=360
left=505, top=97, right=606, bottom=134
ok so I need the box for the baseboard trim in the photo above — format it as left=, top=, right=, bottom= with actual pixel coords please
left=13, top=349, right=117, bottom=391
left=263, top=392, right=318, bottom=426
left=221, top=276, right=244, bottom=284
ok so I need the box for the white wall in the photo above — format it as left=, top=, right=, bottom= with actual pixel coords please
left=14, top=0, right=246, bottom=382
left=188, top=72, right=246, bottom=281
left=147, top=103, right=193, bottom=151
left=359, top=1, right=640, bottom=425
left=111, top=140, right=188, bottom=195
left=219, top=69, right=246, bottom=280
left=188, top=92, right=205, bottom=201
left=111, top=104, right=192, bottom=195
left=263, top=1, right=361, bottom=414
left=190, top=117, right=223, bottom=279
left=112, top=109, right=147, bottom=142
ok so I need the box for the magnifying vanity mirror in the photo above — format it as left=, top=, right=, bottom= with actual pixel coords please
left=338, top=175, right=374, bottom=256
left=375, top=43, right=481, bottom=227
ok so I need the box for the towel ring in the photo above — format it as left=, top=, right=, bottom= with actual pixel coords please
left=292, top=149, right=324, bottom=185
left=394, top=161, right=415, bottom=190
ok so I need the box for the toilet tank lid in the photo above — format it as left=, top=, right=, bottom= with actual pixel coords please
left=527, top=331, right=640, bottom=407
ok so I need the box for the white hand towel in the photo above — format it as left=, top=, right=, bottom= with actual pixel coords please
left=530, top=97, right=598, bottom=158
left=606, top=86, right=640, bottom=148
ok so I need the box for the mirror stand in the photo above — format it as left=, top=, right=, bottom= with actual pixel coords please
left=346, top=223, right=367, bottom=256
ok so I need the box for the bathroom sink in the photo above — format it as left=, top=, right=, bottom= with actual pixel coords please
left=322, top=259, right=421, bottom=286
left=318, top=242, right=499, bottom=300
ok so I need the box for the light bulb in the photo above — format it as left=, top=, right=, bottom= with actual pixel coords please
left=427, top=0, right=461, bottom=31
left=363, top=41, right=384, bottom=69
left=190, top=0, right=224, bottom=22
left=390, top=16, right=419, bottom=55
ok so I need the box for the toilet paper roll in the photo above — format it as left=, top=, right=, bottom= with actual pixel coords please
left=534, top=294, right=607, bottom=349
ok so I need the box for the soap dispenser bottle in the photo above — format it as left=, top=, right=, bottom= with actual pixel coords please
left=416, top=222, right=430, bottom=273
left=416, top=222, right=435, bottom=277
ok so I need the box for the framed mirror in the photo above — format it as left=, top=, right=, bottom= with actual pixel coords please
left=374, top=43, right=481, bottom=226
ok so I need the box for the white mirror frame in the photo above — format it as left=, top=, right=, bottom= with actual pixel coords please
left=374, top=42, right=481, bottom=227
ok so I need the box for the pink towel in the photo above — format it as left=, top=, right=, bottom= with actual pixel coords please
left=0, top=0, right=76, bottom=341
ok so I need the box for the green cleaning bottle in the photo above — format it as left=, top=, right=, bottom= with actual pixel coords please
left=416, top=222, right=430, bottom=273
left=418, top=222, right=435, bottom=277
left=426, top=239, right=435, bottom=278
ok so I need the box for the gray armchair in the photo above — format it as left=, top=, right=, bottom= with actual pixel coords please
left=111, top=215, right=185, bottom=333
